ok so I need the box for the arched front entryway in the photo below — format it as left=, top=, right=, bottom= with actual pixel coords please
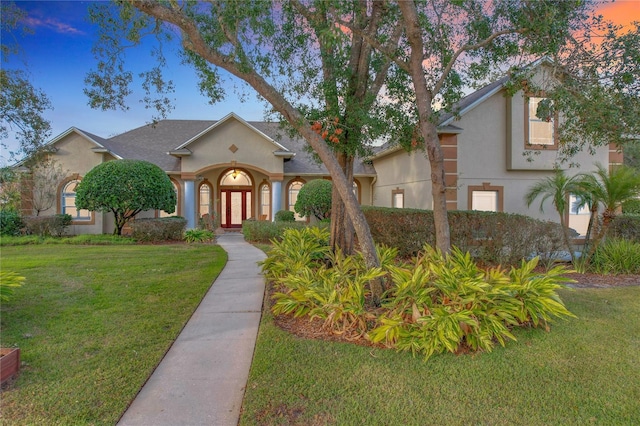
left=219, top=168, right=253, bottom=229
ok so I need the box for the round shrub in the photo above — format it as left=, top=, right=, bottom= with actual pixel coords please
left=275, top=210, right=295, bottom=222
left=294, top=179, right=332, bottom=220
left=75, top=160, right=176, bottom=235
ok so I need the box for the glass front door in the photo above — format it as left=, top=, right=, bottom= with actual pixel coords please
left=220, top=189, right=252, bottom=228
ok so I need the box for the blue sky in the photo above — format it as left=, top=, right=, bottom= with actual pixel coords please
left=1, top=0, right=267, bottom=163
left=2, top=0, right=639, bottom=164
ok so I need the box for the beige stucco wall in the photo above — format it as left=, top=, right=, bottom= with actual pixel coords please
left=453, top=87, right=609, bottom=233
left=180, top=118, right=285, bottom=177
left=372, top=148, right=433, bottom=209
left=43, top=132, right=108, bottom=235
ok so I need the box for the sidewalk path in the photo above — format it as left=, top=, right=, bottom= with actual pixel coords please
left=118, top=233, right=266, bottom=426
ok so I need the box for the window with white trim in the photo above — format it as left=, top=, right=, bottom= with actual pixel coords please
left=527, top=97, right=555, bottom=146
left=61, top=180, right=91, bottom=221
left=471, top=190, right=499, bottom=212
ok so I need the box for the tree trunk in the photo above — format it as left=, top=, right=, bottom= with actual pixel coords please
left=399, top=1, right=452, bottom=253
left=131, top=1, right=382, bottom=300
left=330, top=151, right=355, bottom=255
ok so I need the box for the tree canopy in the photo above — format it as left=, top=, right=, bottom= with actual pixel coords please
left=0, top=2, right=53, bottom=161
left=84, top=0, right=637, bottom=299
left=75, top=159, right=176, bottom=235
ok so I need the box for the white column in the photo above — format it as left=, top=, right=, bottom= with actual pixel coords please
left=183, top=179, right=196, bottom=229
left=271, top=180, right=282, bottom=221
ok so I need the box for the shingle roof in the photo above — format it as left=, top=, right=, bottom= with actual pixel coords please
left=100, top=118, right=376, bottom=176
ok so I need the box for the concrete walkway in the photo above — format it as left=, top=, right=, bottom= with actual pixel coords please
left=118, top=232, right=266, bottom=426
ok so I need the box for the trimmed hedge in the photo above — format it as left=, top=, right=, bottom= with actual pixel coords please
left=130, top=217, right=186, bottom=242
left=0, top=211, right=23, bottom=236
left=608, top=215, right=640, bottom=242
left=242, top=220, right=318, bottom=243
left=362, top=206, right=565, bottom=264
left=22, top=214, right=72, bottom=237
left=274, top=210, right=295, bottom=222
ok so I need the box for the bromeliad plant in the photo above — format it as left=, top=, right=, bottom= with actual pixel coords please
left=262, top=229, right=577, bottom=361
left=369, top=246, right=575, bottom=360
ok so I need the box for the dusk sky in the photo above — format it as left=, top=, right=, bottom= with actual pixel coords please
left=2, top=0, right=639, bottom=163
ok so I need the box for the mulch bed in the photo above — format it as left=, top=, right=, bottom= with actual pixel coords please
left=563, top=272, right=640, bottom=288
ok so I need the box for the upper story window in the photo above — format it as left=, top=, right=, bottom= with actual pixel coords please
left=61, top=179, right=91, bottom=221
left=526, top=97, right=557, bottom=149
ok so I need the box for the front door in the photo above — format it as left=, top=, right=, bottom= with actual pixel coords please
left=221, top=189, right=252, bottom=228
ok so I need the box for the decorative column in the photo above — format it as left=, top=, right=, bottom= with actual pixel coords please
left=182, top=175, right=196, bottom=230
left=271, top=179, right=282, bottom=221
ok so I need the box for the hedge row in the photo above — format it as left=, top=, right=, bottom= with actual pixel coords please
left=22, top=214, right=73, bottom=237
left=242, top=220, right=316, bottom=243
left=129, top=217, right=187, bottom=242
left=608, top=215, right=640, bottom=242
left=362, top=206, right=566, bottom=264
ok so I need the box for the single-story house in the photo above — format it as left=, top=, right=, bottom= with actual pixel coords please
left=17, top=65, right=618, bottom=236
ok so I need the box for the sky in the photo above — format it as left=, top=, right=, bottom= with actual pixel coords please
left=1, top=0, right=640, bottom=164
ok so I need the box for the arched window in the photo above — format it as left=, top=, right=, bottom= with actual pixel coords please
left=61, top=179, right=91, bottom=221
left=287, top=179, right=305, bottom=221
left=220, top=169, right=252, bottom=186
left=159, top=179, right=180, bottom=217
left=259, top=182, right=270, bottom=220
left=199, top=181, right=213, bottom=217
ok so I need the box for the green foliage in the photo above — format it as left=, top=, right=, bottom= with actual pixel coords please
left=274, top=210, right=295, bottom=222
left=608, top=215, right=640, bottom=242
left=262, top=233, right=575, bottom=361
left=184, top=229, right=215, bottom=243
left=0, top=234, right=136, bottom=246
left=368, top=246, right=575, bottom=361
left=622, top=198, right=640, bottom=214
left=0, top=210, right=23, bottom=236
left=22, top=214, right=72, bottom=237
left=362, top=206, right=565, bottom=264
left=75, top=160, right=176, bottom=235
left=0, top=271, right=25, bottom=302
left=242, top=219, right=311, bottom=243
left=590, top=239, right=640, bottom=275
left=260, top=227, right=331, bottom=283
left=130, top=217, right=186, bottom=242
left=294, top=179, right=332, bottom=221
left=1, top=3, right=52, bottom=160
left=267, top=228, right=390, bottom=337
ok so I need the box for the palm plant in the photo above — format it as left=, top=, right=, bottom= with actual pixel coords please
left=524, top=169, right=580, bottom=264
left=574, top=163, right=640, bottom=260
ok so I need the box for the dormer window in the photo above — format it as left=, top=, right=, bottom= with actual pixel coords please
left=526, top=96, right=558, bottom=149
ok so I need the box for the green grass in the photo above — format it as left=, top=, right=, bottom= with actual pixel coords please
left=0, top=234, right=136, bottom=246
left=0, top=244, right=226, bottom=425
left=241, top=286, right=640, bottom=425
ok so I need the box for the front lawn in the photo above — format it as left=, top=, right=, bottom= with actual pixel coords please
left=0, top=244, right=226, bottom=425
left=241, top=286, right=640, bottom=425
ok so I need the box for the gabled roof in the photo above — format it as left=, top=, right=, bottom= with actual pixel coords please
left=13, top=127, right=122, bottom=168
left=438, top=76, right=509, bottom=127
left=174, top=112, right=291, bottom=154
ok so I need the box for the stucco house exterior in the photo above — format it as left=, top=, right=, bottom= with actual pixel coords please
left=20, top=66, right=618, bottom=236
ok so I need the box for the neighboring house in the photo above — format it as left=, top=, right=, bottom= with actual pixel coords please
left=17, top=64, right=617, bottom=236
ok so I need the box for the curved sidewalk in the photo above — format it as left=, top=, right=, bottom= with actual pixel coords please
left=118, top=233, right=266, bottom=426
